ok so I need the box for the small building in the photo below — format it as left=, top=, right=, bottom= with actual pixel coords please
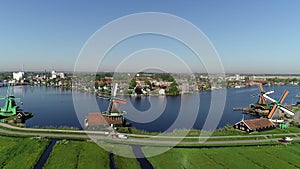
left=13, top=72, right=25, bottom=81
left=51, top=70, right=65, bottom=79
left=158, top=89, right=165, bottom=95
left=234, top=118, right=276, bottom=133
left=85, top=112, right=123, bottom=130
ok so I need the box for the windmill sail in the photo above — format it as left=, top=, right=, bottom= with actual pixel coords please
left=264, top=90, right=295, bottom=119
left=105, top=83, right=126, bottom=114
left=267, top=105, right=277, bottom=119
left=258, top=83, right=267, bottom=104
left=114, top=99, right=127, bottom=104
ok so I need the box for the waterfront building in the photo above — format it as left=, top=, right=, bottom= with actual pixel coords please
left=13, top=72, right=25, bottom=81
left=158, top=89, right=165, bottom=95
left=84, top=112, right=123, bottom=130
left=234, top=118, right=276, bottom=132
left=51, top=70, right=65, bottom=79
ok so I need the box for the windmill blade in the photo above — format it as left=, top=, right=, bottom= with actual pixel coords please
left=0, top=97, right=20, bottom=100
left=264, top=89, right=294, bottom=117
left=271, top=119, right=284, bottom=123
left=259, top=83, right=264, bottom=92
left=98, top=96, right=110, bottom=100
left=252, top=91, right=272, bottom=97
left=279, top=90, right=289, bottom=104
left=264, top=91, right=274, bottom=95
left=6, top=85, right=10, bottom=97
left=279, top=106, right=294, bottom=116
left=263, top=94, right=277, bottom=103
left=260, top=95, right=266, bottom=104
left=113, top=98, right=127, bottom=104
left=112, top=83, right=118, bottom=97
left=268, top=105, right=278, bottom=119
left=9, top=98, right=20, bottom=100
left=259, top=83, right=267, bottom=104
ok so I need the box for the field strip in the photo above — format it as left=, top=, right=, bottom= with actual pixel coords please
left=2, top=122, right=300, bottom=146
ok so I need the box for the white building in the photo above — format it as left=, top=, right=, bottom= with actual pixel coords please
left=235, top=74, right=240, bottom=81
left=51, top=70, right=57, bottom=79
left=13, top=72, right=25, bottom=81
left=51, top=70, right=65, bottom=79
left=59, top=73, right=65, bottom=79
left=158, top=89, right=165, bottom=95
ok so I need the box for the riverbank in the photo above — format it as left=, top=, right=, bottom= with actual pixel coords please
left=2, top=84, right=300, bottom=132
left=2, top=122, right=300, bottom=147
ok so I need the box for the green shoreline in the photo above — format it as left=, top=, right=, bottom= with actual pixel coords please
left=1, top=122, right=300, bottom=147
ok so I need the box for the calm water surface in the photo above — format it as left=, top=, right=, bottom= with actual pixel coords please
left=0, top=85, right=299, bottom=132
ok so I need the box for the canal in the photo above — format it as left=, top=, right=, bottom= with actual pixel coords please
left=0, top=85, right=299, bottom=132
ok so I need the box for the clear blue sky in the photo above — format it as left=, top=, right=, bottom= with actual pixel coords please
left=1, top=0, right=300, bottom=74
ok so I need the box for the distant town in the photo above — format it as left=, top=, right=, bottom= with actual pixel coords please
left=1, top=70, right=300, bottom=96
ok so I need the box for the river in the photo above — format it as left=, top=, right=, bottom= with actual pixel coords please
left=0, top=85, right=299, bottom=132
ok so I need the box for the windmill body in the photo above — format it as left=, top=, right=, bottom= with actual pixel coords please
left=236, top=83, right=294, bottom=121
left=0, top=85, right=33, bottom=123
left=248, top=84, right=273, bottom=116
left=0, top=85, right=20, bottom=117
left=85, top=83, right=127, bottom=129
left=102, top=83, right=126, bottom=116
left=102, top=83, right=127, bottom=127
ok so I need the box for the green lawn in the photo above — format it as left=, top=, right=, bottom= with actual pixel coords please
left=185, top=136, right=266, bottom=142
left=143, top=144, right=300, bottom=169
left=99, top=142, right=141, bottom=169
left=118, top=125, right=300, bottom=137
left=0, top=136, right=50, bottom=169
left=44, top=140, right=110, bottom=169
left=129, top=136, right=266, bottom=142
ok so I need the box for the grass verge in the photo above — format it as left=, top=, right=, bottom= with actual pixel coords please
left=0, top=136, right=50, bottom=169
left=143, top=143, right=300, bottom=169
left=99, top=142, right=140, bottom=169
left=44, top=140, right=109, bottom=169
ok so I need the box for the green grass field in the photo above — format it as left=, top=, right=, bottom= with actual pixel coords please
left=99, top=142, right=141, bottom=169
left=117, top=125, right=300, bottom=137
left=0, top=136, right=50, bottom=169
left=129, top=136, right=266, bottom=142
left=113, top=154, right=140, bottom=169
left=43, top=140, right=110, bottom=169
left=143, top=144, right=300, bottom=169
left=44, top=140, right=140, bottom=169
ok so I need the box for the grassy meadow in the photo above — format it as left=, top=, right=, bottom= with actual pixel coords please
left=98, top=142, right=141, bottom=169
left=0, top=136, right=49, bottom=169
left=143, top=144, right=300, bottom=169
left=43, top=140, right=109, bottom=169
left=44, top=140, right=140, bottom=169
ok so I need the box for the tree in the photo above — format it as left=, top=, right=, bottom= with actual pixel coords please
left=94, top=82, right=99, bottom=89
left=166, top=82, right=179, bottom=95
left=129, top=79, right=137, bottom=89
left=145, top=79, right=151, bottom=86
left=99, top=82, right=106, bottom=88
left=154, top=73, right=175, bottom=82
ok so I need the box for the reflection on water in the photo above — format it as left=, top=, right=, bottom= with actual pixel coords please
left=0, top=85, right=299, bottom=132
